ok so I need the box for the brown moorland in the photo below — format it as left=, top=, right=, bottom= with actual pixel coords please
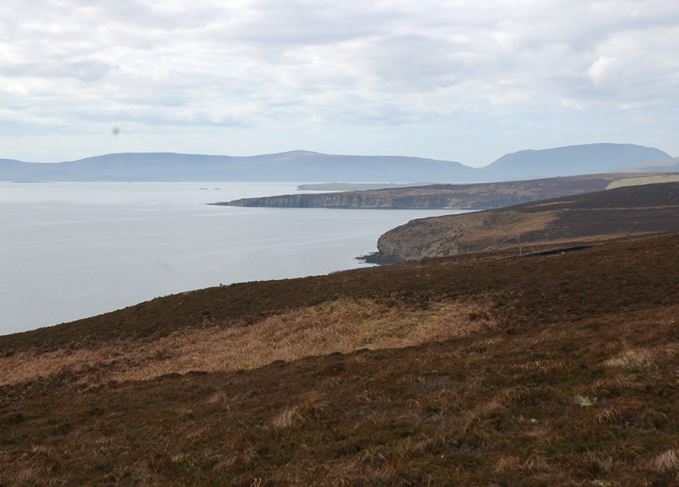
left=1, top=232, right=679, bottom=485
left=374, top=181, right=679, bottom=261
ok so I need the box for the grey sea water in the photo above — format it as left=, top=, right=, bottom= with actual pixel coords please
left=0, top=182, right=463, bottom=335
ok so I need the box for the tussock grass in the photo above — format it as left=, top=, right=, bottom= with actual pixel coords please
left=494, top=455, right=521, bottom=473
left=604, top=343, right=679, bottom=369
left=522, top=454, right=551, bottom=473
left=272, top=391, right=328, bottom=431
left=0, top=298, right=496, bottom=386
left=649, top=449, right=679, bottom=474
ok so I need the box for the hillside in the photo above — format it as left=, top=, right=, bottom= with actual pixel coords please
left=374, top=181, right=679, bottom=262
left=638, top=157, right=679, bottom=173
left=2, top=233, right=679, bottom=485
left=219, top=173, right=666, bottom=210
left=0, top=143, right=672, bottom=183
left=606, top=174, right=679, bottom=189
left=0, top=159, right=51, bottom=181
left=484, top=143, right=670, bottom=180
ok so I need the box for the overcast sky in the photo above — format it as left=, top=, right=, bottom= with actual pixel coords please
left=1, top=0, right=678, bottom=165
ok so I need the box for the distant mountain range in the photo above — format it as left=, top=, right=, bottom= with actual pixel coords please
left=0, top=144, right=673, bottom=183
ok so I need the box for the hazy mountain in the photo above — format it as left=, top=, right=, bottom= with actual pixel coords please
left=0, top=159, right=47, bottom=181
left=0, top=151, right=475, bottom=183
left=665, top=158, right=679, bottom=171
left=483, top=143, right=671, bottom=181
left=0, top=144, right=673, bottom=183
left=634, top=157, right=679, bottom=173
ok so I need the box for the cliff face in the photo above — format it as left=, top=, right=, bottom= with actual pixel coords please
left=375, top=182, right=679, bottom=261
left=222, top=191, right=537, bottom=209
left=218, top=174, right=649, bottom=210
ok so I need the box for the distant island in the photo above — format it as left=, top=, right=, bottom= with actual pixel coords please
left=0, top=143, right=673, bottom=183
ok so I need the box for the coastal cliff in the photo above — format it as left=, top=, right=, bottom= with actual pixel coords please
left=220, top=187, right=531, bottom=209
left=218, top=174, right=655, bottom=210
left=374, top=181, right=679, bottom=262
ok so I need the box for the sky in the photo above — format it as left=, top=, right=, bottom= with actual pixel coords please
left=0, top=0, right=678, bottom=166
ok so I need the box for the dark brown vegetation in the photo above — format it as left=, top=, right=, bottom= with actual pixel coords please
left=2, top=231, right=679, bottom=485
left=218, top=173, right=677, bottom=210
left=375, top=181, right=679, bottom=261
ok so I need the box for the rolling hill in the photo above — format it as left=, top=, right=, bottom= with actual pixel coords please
left=2, top=232, right=679, bottom=485
left=637, top=157, right=679, bottom=173
left=484, top=143, right=670, bottom=180
left=0, top=143, right=672, bottom=183
left=373, top=181, right=679, bottom=262
left=0, top=151, right=474, bottom=183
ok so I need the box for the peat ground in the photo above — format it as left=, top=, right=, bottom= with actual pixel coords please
left=1, top=233, right=679, bottom=485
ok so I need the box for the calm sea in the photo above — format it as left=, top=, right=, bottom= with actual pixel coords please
left=0, top=182, right=463, bottom=334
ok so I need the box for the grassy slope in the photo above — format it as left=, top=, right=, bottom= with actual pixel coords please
left=376, top=181, right=679, bottom=261
left=2, top=233, right=679, bottom=485
left=607, top=174, right=679, bottom=189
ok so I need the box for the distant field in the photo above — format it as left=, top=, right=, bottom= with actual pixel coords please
left=607, top=174, right=679, bottom=189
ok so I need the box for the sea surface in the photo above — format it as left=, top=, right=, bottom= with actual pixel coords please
left=0, top=182, right=464, bottom=335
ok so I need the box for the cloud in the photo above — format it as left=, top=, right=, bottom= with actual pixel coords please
left=588, top=56, right=618, bottom=86
left=0, top=0, right=678, bottom=163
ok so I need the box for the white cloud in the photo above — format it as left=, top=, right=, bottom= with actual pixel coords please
left=0, top=0, right=678, bottom=163
left=588, top=56, right=618, bottom=86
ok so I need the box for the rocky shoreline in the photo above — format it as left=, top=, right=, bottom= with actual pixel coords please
left=370, top=181, right=679, bottom=262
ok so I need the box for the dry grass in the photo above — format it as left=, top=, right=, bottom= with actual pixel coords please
left=649, top=450, right=679, bottom=474
left=512, top=359, right=565, bottom=372
left=595, top=398, right=644, bottom=425
left=465, top=211, right=558, bottom=244
left=494, top=455, right=521, bottom=473
left=604, top=343, right=679, bottom=369
left=607, top=174, right=679, bottom=190
left=271, top=391, right=328, bottom=431
left=0, top=346, right=124, bottom=387
left=0, top=298, right=496, bottom=386
left=521, top=454, right=552, bottom=473
left=271, top=406, right=304, bottom=431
